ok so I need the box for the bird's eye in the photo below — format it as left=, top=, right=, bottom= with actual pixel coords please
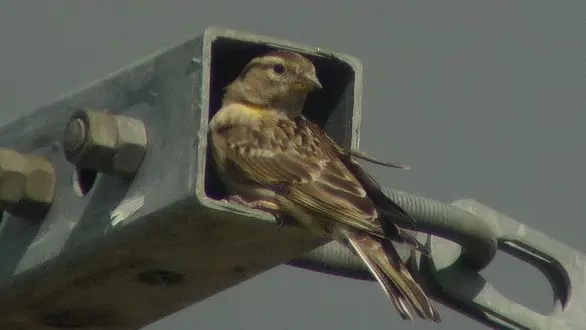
left=272, top=63, right=285, bottom=74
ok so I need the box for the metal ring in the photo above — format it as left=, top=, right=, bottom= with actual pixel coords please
left=381, top=188, right=498, bottom=271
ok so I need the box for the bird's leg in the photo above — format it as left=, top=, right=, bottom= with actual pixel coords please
left=223, top=195, right=286, bottom=229
left=274, top=213, right=288, bottom=230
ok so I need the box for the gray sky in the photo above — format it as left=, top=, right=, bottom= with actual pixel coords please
left=0, top=1, right=584, bottom=329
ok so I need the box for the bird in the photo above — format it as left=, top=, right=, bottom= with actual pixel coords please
left=208, top=50, right=441, bottom=322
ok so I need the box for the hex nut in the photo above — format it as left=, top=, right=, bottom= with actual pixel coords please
left=112, top=115, right=148, bottom=177
left=0, top=148, right=27, bottom=211
left=0, top=149, right=56, bottom=219
left=63, top=109, right=118, bottom=173
left=12, top=155, right=56, bottom=219
left=63, top=108, right=147, bottom=177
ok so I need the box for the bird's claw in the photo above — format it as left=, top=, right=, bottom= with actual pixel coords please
left=274, top=212, right=287, bottom=230
left=221, top=195, right=287, bottom=230
left=222, top=195, right=278, bottom=212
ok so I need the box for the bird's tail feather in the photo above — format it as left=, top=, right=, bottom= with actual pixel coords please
left=384, top=223, right=431, bottom=257
left=340, top=229, right=441, bottom=323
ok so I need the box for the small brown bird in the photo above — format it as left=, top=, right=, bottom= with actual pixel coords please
left=209, top=50, right=441, bottom=322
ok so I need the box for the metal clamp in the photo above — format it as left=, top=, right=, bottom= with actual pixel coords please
left=289, top=188, right=586, bottom=330
left=410, top=198, right=584, bottom=330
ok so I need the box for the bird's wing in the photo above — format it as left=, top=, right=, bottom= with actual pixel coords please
left=299, top=118, right=417, bottom=230
left=213, top=112, right=383, bottom=234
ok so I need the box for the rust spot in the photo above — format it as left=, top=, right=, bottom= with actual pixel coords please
left=136, top=269, right=184, bottom=286
left=42, top=309, right=115, bottom=328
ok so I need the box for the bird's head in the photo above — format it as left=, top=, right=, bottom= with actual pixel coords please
left=223, top=50, right=323, bottom=116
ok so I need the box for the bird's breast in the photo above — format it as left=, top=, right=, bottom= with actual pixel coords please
left=210, top=103, right=284, bottom=131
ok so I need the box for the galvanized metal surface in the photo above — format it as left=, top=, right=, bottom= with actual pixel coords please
left=0, top=27, right=361, bottom=329
left=290, top=189, right=586, bottom=330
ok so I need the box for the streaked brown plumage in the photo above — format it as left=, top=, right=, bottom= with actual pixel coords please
left=209, top=50, right=441, bottom=322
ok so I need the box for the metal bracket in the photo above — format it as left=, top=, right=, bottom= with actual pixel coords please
left=0, top=27, right=361, bottom=329
left=290, top=189, right=586, bottom=330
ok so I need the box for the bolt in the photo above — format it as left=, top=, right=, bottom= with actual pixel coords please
left=0, top=148, right=55, bottom=219
left=63, top=109, right=148, bottom=178
left=62, top=117, right=87, bottom=156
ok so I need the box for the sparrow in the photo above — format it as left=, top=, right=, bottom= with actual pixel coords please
left=208, top=50, right=441, bottom=322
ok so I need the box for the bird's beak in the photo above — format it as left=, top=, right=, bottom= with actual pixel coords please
left=306, top=72, right=323, bottom=90
left=298, top=72, right=323, bottom=92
